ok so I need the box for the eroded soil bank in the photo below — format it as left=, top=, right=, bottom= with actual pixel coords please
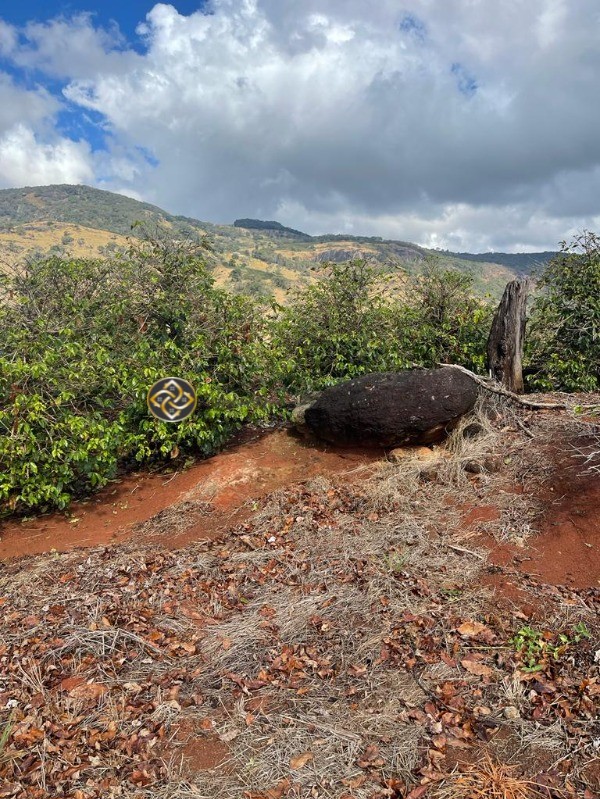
left=0, top=428, right=383, bottom=560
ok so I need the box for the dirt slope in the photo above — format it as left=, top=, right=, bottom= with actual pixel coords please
left=0, top=404, right=598, bottom=799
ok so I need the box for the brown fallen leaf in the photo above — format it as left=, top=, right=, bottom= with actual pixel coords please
left=407, top=786, right=430, bottom=799
left=457, top=621, right=489, bottom=637
left=246, top=778, right=292, bottom=799
left=219, top=728, right=240, bottom=742
left=357, top=744, right=385, bottom=768
left=341, top=773, right=367, bottom=789
left=461, top=658, right=493, bottom=677
left=290, top=751, right=314, bottom=770
left=69, top=681, right=109, bottom=700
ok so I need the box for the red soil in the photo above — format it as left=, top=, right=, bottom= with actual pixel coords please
left=1, top=424, right=598, bottom=601
left=463, top=445, right=600, bottom=615
left=525, top=456, right=600, bottom=588
left=0, top=428, right=382, bottom=561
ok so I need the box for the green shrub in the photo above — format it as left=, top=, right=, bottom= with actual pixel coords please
left=274, top=260, right=415, bottom=392
left=274, top=258, right=493, bottom=394
left=406, top=260, right=493, bottom=373
left=0, top=235, right=279, bottom=516
left=526, top=231, right=600, bottom=390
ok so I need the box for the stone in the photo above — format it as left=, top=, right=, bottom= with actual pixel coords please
left=389, top=446, right=437, bottom=463
left=301, top=368, right=479, bottom=448
left=464, top=455, right=502, bottom=474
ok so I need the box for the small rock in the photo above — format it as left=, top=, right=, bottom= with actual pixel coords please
left=290, top=403, right=312, bottom=427
left=464, top=455, right=502, bottom=474
left=503, top=706, right=520, bottom=720
left=389, top=446, right=436, bottom=463
left=419, top=464, right=439, bottom=483
left=483, top=455, right=502, bottom=473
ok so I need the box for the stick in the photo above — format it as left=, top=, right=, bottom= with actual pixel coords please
left=447, top=543, right=486, bottom=560
left=514, top=416, right=535, bottom=438
left=436, top=363, right=567, bottom=410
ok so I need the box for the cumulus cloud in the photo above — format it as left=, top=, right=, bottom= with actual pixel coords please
left=0, top=124, right=94, bottom=188
left=0, top=72, right=94, bottom=189
left=2, top=0, right=600, bottom=249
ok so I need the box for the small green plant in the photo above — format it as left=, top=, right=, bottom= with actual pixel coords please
left=571, top=621, right=591, bottom=642
left=440, top=587, right=463, bottom=599
left=510, top=624, right=590, bottom=672
left=383, top=551, right=408, bottom=573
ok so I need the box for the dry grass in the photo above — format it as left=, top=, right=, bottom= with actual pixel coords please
left=431, top=753, right=561, bottom=798
left=132, top=500, right=215, bottom=539
left=1, top=395, right=597, bottom=798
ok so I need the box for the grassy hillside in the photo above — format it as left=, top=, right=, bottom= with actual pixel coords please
left=0, top=184, right=556, bottom=298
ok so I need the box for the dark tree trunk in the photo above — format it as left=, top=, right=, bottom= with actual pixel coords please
left=486, top=278, right=530, bottom=393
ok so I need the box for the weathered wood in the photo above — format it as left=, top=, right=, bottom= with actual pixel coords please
left=437, top=363, right=566, bottom=410
left=486, top=278, right=530, bottom=393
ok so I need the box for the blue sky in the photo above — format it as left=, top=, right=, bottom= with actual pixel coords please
left=1, top=1, right=206, bottom=42
left=0, top=1, right=600, bottom=251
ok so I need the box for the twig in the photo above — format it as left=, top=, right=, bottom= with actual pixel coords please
left=447, top=543, right=486, bottom=561
left=437, top=364, right=567, bottom=410
left=514, top=416, right=535, bottom=438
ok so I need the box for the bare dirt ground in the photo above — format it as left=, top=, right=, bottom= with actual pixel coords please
left=0, top=395, right=598, bottom=799
left=0, top=429, right=383, bottom=560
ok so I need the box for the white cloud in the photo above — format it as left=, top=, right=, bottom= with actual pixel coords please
left=0, top=72, right=94, bottom=188
left=2, top=1, right=600, bottom=250
left=0, top=124, right=93, bottom=188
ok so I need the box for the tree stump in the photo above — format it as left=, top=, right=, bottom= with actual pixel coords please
left=486, top=278, right=530, bottom=393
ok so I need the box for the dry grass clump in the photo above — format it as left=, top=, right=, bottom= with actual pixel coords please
left=133, top=500, right=214, bottom=539
left=431, top=753, right=560, bottom=798
left=361, top=393, right=577, bottom=543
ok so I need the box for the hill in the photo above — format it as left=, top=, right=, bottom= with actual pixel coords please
left=0, top=184, right=557, bottom=298
left=440, top=249, right=557, bottom=274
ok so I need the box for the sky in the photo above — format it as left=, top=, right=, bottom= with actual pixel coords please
left=1, top=1, right=600, bottom=252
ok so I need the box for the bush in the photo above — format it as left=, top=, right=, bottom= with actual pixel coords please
left=274, top=260, right=415, bottom=392
left=526, top=231, right=600, bottom=391
left=0, top=235, right=280, bottom=516
left=274, top=258, right=493, bottom=393
left=407, top=260, right=493, bottom=373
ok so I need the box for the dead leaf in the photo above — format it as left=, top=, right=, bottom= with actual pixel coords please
left=461, top=658, right=493, bottom=677
left=407, top=786, right=430, bottom=799
left=357, top=744, right=385, bottom=768
left=69, top=681, right=109, bottom=700
left=219, top=728, right=240, bottom=742
left=457, top=621, right=488, bottom=637
left=290, top=751, right=314, bottom=770
left=341, top=774, right=367, bottom=789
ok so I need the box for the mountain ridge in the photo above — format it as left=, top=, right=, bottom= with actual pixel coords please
left=0, top=184, right=557, bottom=298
